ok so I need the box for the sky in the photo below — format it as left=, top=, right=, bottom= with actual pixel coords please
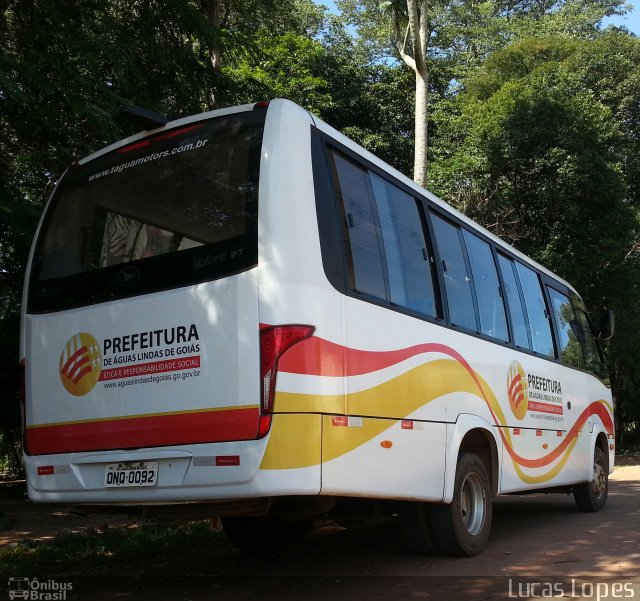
left=604, top=0, right=640, bottom=33
left=315, top=0, right=640, bottom=36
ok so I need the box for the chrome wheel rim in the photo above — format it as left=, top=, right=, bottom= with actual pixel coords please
left=460, top=472, right=486, bottom=536
left=592, top=460, right=607, bottom=499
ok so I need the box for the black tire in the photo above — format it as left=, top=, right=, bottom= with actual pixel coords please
left=428, top=452, right=492, bottom=557
left=574, top=446, right=609, bottom=512
left=399, top=501, right=438, bottom=555
left=222, top=516, right=314, bottom=552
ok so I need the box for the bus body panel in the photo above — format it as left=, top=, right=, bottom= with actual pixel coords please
left=24, top=271, right=265, bottom=497
left=341, top=296, right=592, bottom=492
left=321, top=415, right=447, bottom=501
left=270, top=291, right=611, bottom=497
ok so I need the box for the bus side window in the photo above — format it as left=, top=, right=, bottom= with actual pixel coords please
left=330, top=151, right=387, bottom=299
left=430, top=213, right=477, bottom=331
left=462, top=231, right=509, bottom=342
left=575, top=306, right=607, bottom=378
left=369, top=173, right=438, bottom=317
left=514, top=263, right=555, bottom=357
left=497, top=254, right=531, bottom=350
left=548, top=288, right=586, bottom=369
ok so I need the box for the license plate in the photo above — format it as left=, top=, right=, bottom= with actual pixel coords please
left=104, top=462, right=158, bottom=488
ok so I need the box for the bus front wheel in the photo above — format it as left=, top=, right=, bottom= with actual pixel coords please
left=574, top=446, right=608, bottom=512
left=428, top=452, right=492, bottom=556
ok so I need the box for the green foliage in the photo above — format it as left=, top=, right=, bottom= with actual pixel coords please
left=430, top=35, right=640, bottom=443
left=337, top=64, right=415, bottom=175
left=222, top=22, right=418, bottom=175
left=209, top=0, right=326, bottom=36
left=224, top=31, right=333, bottom=112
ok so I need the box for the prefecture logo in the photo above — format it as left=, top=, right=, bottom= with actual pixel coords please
left=507, top=360, right=529, bottom=420
left=59, top=333, right=102, bottom=396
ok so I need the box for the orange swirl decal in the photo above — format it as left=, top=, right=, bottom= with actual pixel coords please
left=275, top=332, right=614, bottom=476
left=502, top=402, right=612, bottom=469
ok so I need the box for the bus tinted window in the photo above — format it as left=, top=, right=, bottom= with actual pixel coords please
left=497, top=254, right=530, bottom=349
left=515, top=263, right=554, bottom=357
left=370, top=173, right=437, bottom=317
left=331, top=152, right=387, bottom=299
left=38, top=116, right=261, bottom=280
left=575, top=306, right=606, bottom=377
left=549, top=288, right=586, bottom=369
left=431, top=214, right=476, bottom=331
left=462, top=231, right=508, bottom=342
left=29, top=110, right=264, bottom=311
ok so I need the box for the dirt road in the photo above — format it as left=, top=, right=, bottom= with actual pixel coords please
left=2, top=464, right=639, bottom=600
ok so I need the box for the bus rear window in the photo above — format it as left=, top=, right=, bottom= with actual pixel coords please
left=28, top=109, right=265, bottom=312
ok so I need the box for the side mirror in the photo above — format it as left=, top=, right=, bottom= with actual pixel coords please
left=595, top=309, right=615, bottom=340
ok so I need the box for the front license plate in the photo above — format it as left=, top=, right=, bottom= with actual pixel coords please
left=104, top=462, right=158, bottom=488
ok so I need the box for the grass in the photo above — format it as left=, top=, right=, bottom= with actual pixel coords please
left=0, top=521, right=245, bottom=582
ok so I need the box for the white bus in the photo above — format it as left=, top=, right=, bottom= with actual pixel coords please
left=21, top=99, right=614, bottom=556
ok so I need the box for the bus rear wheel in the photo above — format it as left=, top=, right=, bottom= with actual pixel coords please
left=574, top=446, right=608, bottom=512
left=399, top=501, right=438, bottom=555
left=428, top=452, right=492, bottom=557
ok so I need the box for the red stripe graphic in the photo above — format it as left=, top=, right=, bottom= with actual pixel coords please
left=508, top=374, right=525, bottom=408
left=278, top=336, right=447, bottom=377
left=26, top=407, right=259, bottom=455
left=61, top=345, right=88, bottom=376
left=508, top=373, right=521, bottom=396
left=72, top=364, right=93, bottom=385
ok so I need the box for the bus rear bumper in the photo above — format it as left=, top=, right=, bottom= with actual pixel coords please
left=24, top=437, right=322, bottom=504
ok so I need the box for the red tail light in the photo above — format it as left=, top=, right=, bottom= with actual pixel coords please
left=258, top=324, right=314, bottom=438
left=117, top=124, right=203, bottom=154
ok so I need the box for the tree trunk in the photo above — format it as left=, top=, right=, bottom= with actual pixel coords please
left=204, top=0, right=222, bottom=110
left=414, top=65, right=428, bottom=187
left=400, top=0, right=429, bottom=187
left=207, top=0, right=222, bottom=70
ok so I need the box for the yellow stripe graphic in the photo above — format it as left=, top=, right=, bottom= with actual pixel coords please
left=263, top=358, right=592, bottom=484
